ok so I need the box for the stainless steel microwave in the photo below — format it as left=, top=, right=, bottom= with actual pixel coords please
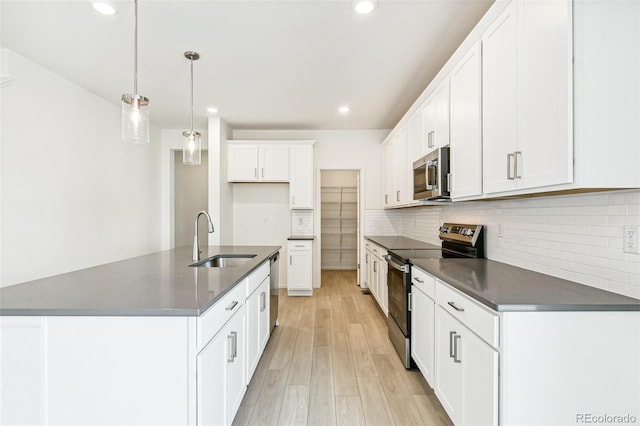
left=413, top=146, right=450, bottom=201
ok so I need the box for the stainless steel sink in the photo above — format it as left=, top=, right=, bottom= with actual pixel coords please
left=189, top=254, right=256, bottom=268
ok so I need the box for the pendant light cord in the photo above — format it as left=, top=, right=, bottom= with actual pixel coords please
left=133, top=0, right=138, bottom=95
left=190, top=57, right=194, bottom=133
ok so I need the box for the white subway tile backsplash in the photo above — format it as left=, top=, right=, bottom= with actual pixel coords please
left=385, top=189, right=640, bottom=299
left=291, top=210, right=313, bottom=236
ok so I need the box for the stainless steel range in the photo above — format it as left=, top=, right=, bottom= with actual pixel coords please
left=386, top=223, right=484, bottom=369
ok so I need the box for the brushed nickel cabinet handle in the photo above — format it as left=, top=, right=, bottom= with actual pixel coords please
left=453, top=334, right=462, bottom=363
left=448, top=301, right=464, bottom=312
left=227, top=334, right=234, bottom=362
left=449, top=331, right=456, bottom=358
left=225, top=300, right=239, bottom=311
left=514, top=151, right=522, bottom=179
left=413, top=276, right=424, bottom=283
left=507, top=153, right=515, bottom=180
left=231, top=331, right=238, bottom=358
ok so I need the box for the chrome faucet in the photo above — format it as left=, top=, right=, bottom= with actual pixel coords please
left=193, top=210, right=215, bottom=261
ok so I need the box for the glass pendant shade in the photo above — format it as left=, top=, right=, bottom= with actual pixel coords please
left=183, top=51, right=201, bottom=165
left=121, top=0, right=149, bottom=144
left=121, top=94, right=150, bottom=144
left=182, top=131, right=202, bottom=165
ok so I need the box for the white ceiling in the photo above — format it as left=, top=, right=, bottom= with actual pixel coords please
left=1, top=0, right=493, bottom=131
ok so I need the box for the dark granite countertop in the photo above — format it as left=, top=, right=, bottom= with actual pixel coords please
left=365, top=235, right=440, bottom=250
left=411, top=258, right=640, bottom=312
left=0, top=246, right=280, bottom=317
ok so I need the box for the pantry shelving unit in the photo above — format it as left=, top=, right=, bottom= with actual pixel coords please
left=320, top=186, right=358, bottom=270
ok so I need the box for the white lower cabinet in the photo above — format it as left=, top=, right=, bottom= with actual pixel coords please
left=435, top=306, right=498, bottom=426
left=246, top=275, right=270, bottom=382
left=198, top=304, right=246, bottom=426
left=410, top=272, right=435, bottom=387
left=287, top=240, right=313, bottom=296
left=365, top=241, right=388, bottom=316
left=434, top=278, right=499, bottom=426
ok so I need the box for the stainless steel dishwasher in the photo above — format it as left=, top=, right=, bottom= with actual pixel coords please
left=269, top=252, right=279, bottom=331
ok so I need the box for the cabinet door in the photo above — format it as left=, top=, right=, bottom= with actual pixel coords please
left=421, top=97, right=436, bottom=153
left=461, top=324, right=499, bottom=426
left=517, top=0, right=572, bottom=190
left=289, top=145, right=314, bottom=209
left=407, top=110, right=423, bottom=164
left=433, top=78, right=450, bottom=150
left=393, top=127, right=409, bottom=205
left=378, top=258, right=388, bottom=315
left=450, top=41, right=483, bottom=199
left=288, top=251, right=312, bottom=291
left=260, top=145, right=289, bottom=181
left=435, top=306, right=463, bottom=425
left=246, top=287, right=261, bottom=383
left=411, top=286, right=435, bottom=387
left=371, top=257, right=379, bottom=302
left=363, top=249, right=370, bottom=289
left=382, top=142, right=394, bottom=207
left=258, top=277, right=271, bottom=351
left=226, top=305, right=246, bottom=424
left=482, top=1, right=518, bottom=194
left=228, top=145, right=259, bottom=182
left=197, top=326, right=228, bottom=426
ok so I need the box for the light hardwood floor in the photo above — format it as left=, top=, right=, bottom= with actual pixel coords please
left=233, top=270, right=453, bottom=426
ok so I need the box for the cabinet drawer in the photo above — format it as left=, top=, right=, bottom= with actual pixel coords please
left=411, top=266, right=435, bottom=299
left=197, top=280, right=247, bottom=350
left=435, top=280, right=499, bottom=348
left=247, top=261, right=270, bottom=297
left=288, top=240, right=312, bottom=251
left=369, top=243, right=387, bottom=258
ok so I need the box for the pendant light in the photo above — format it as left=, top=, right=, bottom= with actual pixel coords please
left=182, top=51, right=201, bottom=165
left=121, top=0, right=149, bottom=144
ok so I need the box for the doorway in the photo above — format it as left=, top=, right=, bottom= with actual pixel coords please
left=173, top=151, right=208, bottom=247
left=320, top=170, right=360, bottom=276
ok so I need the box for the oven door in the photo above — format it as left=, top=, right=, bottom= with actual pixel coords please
left=386, top=255, right=409, bottom=336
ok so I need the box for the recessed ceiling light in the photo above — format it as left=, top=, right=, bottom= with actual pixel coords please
left=353, top=0, right=377, bottom=14
left=338, top=105, right=350, bottom=114
left=91, top=1, right=117, bottom=16
left=207, top=107, right=219, bottom=114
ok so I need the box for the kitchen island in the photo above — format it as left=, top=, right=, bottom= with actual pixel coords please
left=0, top=246, right=280, bottom=426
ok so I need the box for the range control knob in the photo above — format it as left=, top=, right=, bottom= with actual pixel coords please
left=439, top=226, right=449, bottom=233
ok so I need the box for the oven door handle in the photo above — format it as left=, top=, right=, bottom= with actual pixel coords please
left=385, top=255, right=407, bottom=273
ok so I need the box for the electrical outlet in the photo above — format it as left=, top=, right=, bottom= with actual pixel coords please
left=497, top=223, right=504, bottom=239
left=623, top=226, right=640, bottom=254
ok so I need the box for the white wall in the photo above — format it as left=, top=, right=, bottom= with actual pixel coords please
left=174, top=151, right=208, bottom=248
left=159, top=128, right=208, bottom=249
left=0, top=49, right=163, bottom=287
left=367, top=190, right=640, bottom=300
left=208, top=117, right=234, bottom=246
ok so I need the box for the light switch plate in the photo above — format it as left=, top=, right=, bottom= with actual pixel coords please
left=623, top=226, right=640, bottom=254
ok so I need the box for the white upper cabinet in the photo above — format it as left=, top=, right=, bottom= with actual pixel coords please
left=449, top=41, right=483, bottom=200
left=482, top=0, right=572, bottom=195
left=393, top=127, right=411, bottom=206
left=228, top=144, right=260, bottom=182
left=259, top=145, right=289, bottom=181
left=407, top=110, right=422, bottom=166
left=382, top=141, right=394, bottom=207
left=289, top=144, right=314, bottom=209
left=227, top=142, right=289, bottom=182
left=421, top=78, right=450, bottom=155
left=383, top=127, right=412, bottom=208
